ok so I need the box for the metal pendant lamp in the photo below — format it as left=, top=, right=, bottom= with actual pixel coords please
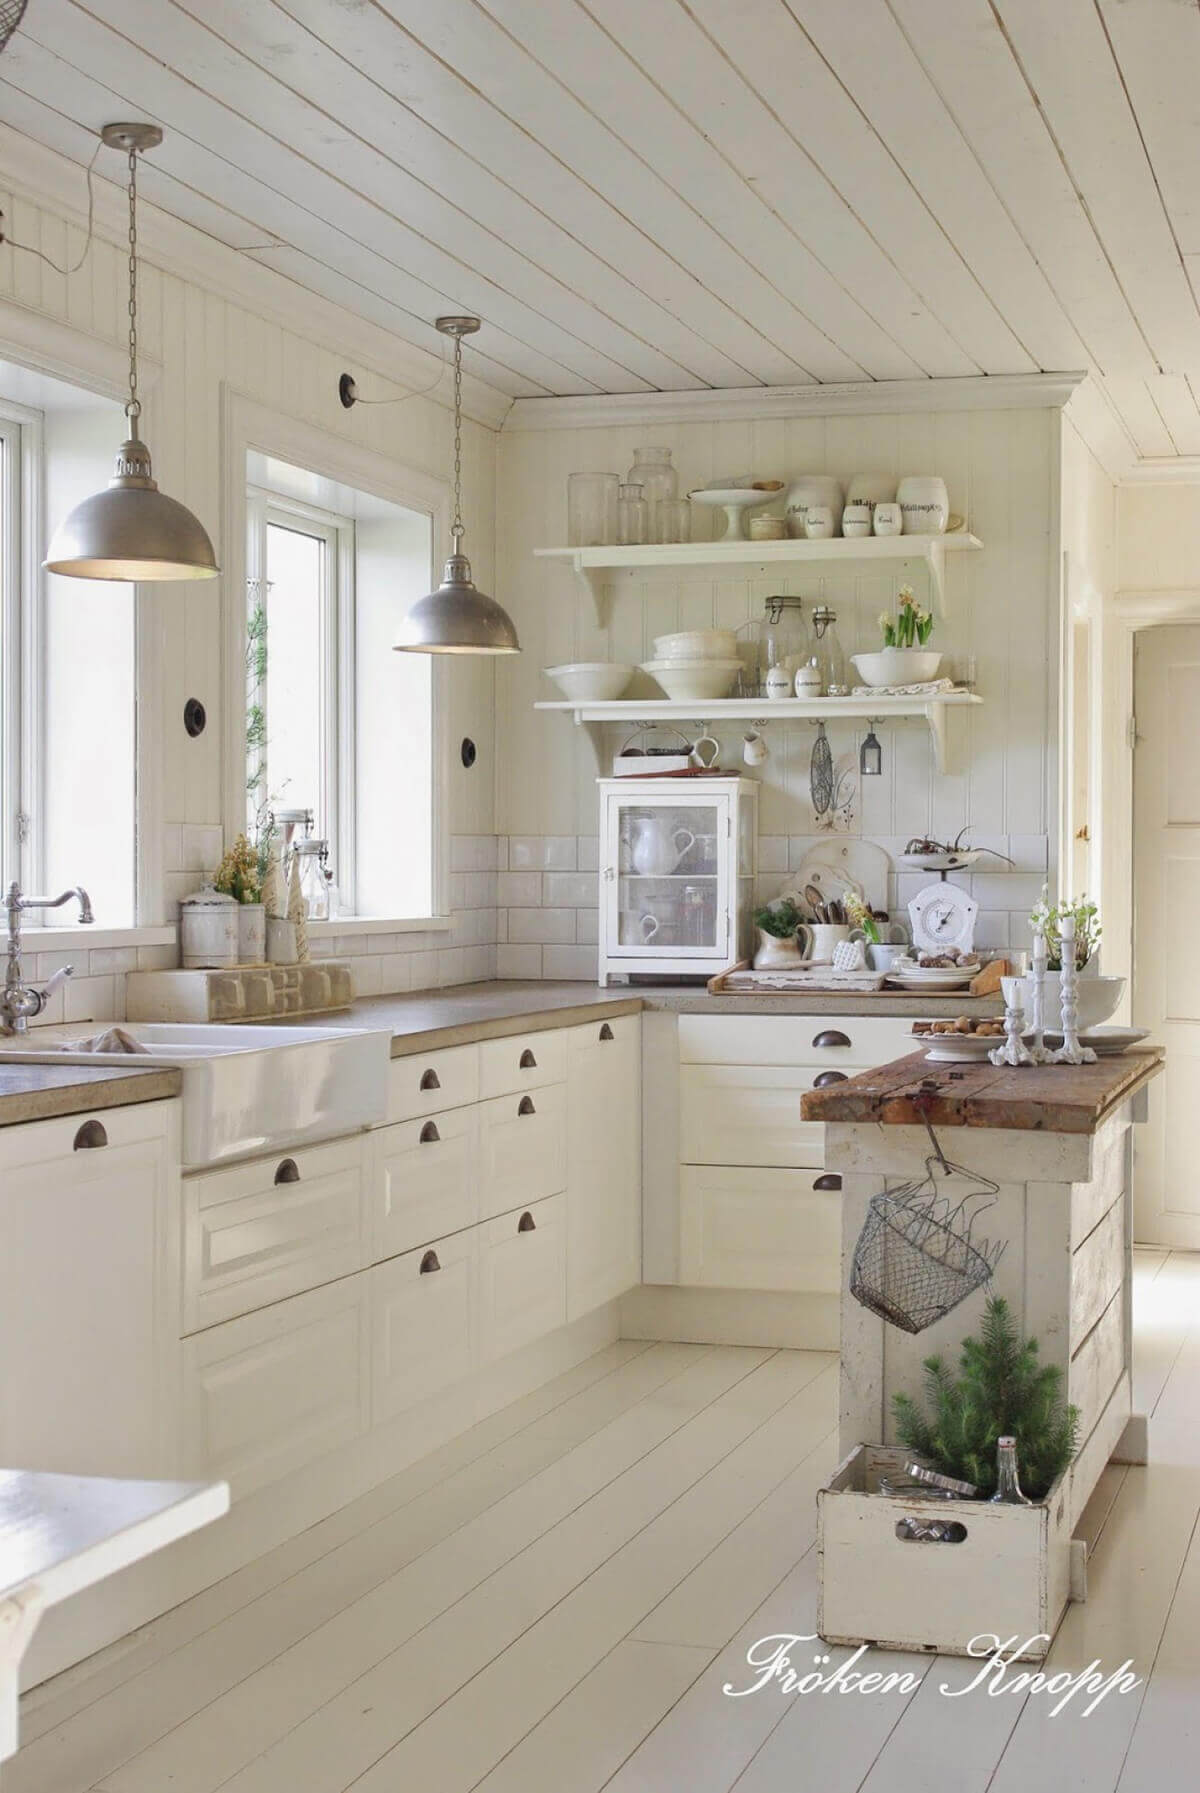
left=394, top=316, right=519, bottom=655
left=43, top=124, right=218, bottom=583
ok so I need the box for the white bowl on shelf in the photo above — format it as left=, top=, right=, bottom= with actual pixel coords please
left=688, top=486, right=780, bottom=541
left=544, top=662, right=634, bottom=702
left=1022, top=972, right=1125, bottom=1032
left=851, top=648, right=943, bottom=688
left=640, top=657, right=742, bottom=701
left=653, top=628, right=739, bottom=661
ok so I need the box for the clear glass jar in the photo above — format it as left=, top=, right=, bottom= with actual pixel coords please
left=625, top=447, right=677, bottom=513
left=654, top=497, right=691, bottom=543
left=811, top=605, right=849, bottom=696
left=567, top=472, right=619, bottom=547
left=617, top=482, right=649, bottom=546
left=761, top=596, right=809, bottom=689
left=293, top=838, right=331, bottom=921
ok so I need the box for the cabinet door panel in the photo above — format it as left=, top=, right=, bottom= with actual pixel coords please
left=478, top=1195, right=566, bottom=1362
left=369, top=1232, right=476, bottom=1424
left=370, top=1109, right=478, bottom=1263
left=566, top=1020, right=641, bottom=1319
left=679, top=1064, right=831, bottom=1168
left=679, top=1166, right=840, bottom=1293
left=478, top=1085, right=567, bottom=1221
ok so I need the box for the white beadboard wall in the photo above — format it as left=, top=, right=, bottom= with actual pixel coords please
left=496, top=406, right=1061, bottom=974
left=0, top=166, right=500, bottom=1017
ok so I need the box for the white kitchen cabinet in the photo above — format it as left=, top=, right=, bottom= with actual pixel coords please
left=678, top=1013, right=914, bottom=1069
left=369, top=1229, right=477, bottom=1424
left=181, top=1275, right=368, bottom=1495
left=566, top=1016, right=641, bottom=1319
left=599, top=776, right=758, bottom=983
left=0, top=1100, right=181, bottom=1478
left=478, top=1194, right=567, bottom=1363
left=680, top=1063, right=831, bottom=1169
left=386, top=1043, right=479, bottom=1124
left=370, top=1106, right=478, bottom=1263
left=479, top=1028, right=567, bottom=1098
left=679, top=1164, right=842, bottom=1293
left=182, top=1137, right=367, bottom=1333
left=478, top=1082, right=567, bottom=1221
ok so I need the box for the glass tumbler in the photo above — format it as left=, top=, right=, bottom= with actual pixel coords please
left=654, top=497, right=692, bottom=543
left=567, top=472, right=619, bottom=547
left=617, top=482, right=649, bottom=546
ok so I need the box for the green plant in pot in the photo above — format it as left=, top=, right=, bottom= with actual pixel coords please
left=892, top=1296, right=1079, bottom=1500
left=752, top=897, right=805, bottom=971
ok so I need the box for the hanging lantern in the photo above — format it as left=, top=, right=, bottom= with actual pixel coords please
left=860, top=726, right=883, bottom=778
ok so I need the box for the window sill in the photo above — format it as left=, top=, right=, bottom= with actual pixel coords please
left=18, top=924, right=177, bottom=953
left=307, top=915, right=453, bottom=938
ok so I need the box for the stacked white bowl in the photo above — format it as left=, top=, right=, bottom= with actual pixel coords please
left=642, top=629, right=741, bottom=701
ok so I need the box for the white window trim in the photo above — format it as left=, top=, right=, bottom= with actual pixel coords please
left=222, top=390, right=453, bottom=930
left=0, top=396, right=44, bottom=897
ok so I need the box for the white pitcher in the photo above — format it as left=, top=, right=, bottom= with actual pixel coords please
left=797, top=922, right=852, bottom=964
left=628, top=815, right=696, bottom=876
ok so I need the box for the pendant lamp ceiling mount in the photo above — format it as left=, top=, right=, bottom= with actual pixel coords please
left=99, top=121, right=163, bottom=154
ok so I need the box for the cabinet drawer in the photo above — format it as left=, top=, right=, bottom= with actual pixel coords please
left=183, top=1139, right=367, bottom=1333
left=387, top=1044, right=479, bottom=1123
left=369, top=1231, right=477, bottom=1424
left=678, top=1014, right=913, bottom=1069
left=478, top=1083, right=567, bottom=1221
left=479, top=1029, right=567, bottom=1097
left=370, top=1109, right=478, bottom=1263
left=479, top=1194, right=566, bottom=1363
left=679, top=1165, right=841, bottom=1293
left=567, top=1013, right=640, bottom=1053
left=680, top=1064, right=843, bottom=1168
left=181, top=1277, right=367, bottom=1495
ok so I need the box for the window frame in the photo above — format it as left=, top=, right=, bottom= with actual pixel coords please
left=0, top=397, right=44, bottom=898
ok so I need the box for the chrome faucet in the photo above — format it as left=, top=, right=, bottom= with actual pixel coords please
left=2, top=882, right=94, bottom=1035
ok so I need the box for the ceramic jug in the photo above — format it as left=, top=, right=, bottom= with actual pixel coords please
left=629, top=815, right=696, bottom=876
left=797, top=922, right=852, bottom=964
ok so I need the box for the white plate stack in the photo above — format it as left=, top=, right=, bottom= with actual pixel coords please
left=888, top=959, right=980, bottom=991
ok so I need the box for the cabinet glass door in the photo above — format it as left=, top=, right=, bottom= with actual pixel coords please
left=609, top=799, right=725, bottom=957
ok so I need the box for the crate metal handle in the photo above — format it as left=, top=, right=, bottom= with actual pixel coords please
left=895, top=1517, right=967, bottom=1543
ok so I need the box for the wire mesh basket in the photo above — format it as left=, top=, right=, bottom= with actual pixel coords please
left=850, top=1178, right=1005, bottom=1334
left=0, top=2, right=26, bottom=55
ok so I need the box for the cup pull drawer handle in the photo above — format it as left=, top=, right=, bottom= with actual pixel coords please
left=274, top=1157, right=301, bottom=1184
left=599, top=1023, right=614, bottom=1041
left=419, top=1068, right=441, bottom=1091
left=519, top=1048, right=537, bottom=1069
left=73, top=1119, right=108, bottom=1151
left=895, top=1517, right=967, bottom=1543
left=813, top=1173, right=842, bottom=1191
left=517, top=1210, right=536, bottom=1232
left=419, top=1121, right=440, bottom=1145
left=813, top=1070, right=849, bottom=1088
left=518, top=1095, right=536, bottom=1116
left=812, top=1030, right=851, bottom=1049
left=420, top=1249, right=441, bottom=1274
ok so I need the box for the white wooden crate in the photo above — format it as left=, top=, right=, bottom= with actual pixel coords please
left=817, top=1445, right=1072, bottom=1661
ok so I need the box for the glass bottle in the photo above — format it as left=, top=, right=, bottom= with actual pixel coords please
left=625, top=447, right=677, bottom=513
left=811, top=605, right=849, bottom=696
left=617, top=482, right=649, bottom=546
left=567, top=472, right=619, bottom=546
left=990, top=1436, right=1033, bottom=1506
left=654, top=497, right=692, bottom=544
left=761, top=596, right=809, bottom=691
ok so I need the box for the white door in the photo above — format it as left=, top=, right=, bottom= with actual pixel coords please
left=1133, top=624, right=1200, bottom=1246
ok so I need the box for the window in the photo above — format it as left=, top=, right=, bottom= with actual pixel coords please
left=245, top=453, right=436, bottom=920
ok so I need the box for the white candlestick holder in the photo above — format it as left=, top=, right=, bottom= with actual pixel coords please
left=1027, top=930, right=1053, bottom=1065
left=1050, top=913, right=1096, bottom=1066
left=989, top=976, right=1035, bottom=1067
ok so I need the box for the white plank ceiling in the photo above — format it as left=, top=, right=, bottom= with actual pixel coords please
left=3, top=0, right=1200, bottom=451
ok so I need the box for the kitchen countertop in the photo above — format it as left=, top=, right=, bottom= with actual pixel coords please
left=0, top=1062, right=182, bottom=1129
left=801, top=1047, right=1164, bottom=1135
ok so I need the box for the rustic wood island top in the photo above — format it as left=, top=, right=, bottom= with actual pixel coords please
left=801, top=1047, right=1164, bottom=1135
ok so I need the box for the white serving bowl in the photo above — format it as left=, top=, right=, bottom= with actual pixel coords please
left=544, top=661, right=634, bottom=702
left=852, top=649, right=943, bottom=687
left=641, top=657, right=741, bottom=701
left=1024, top=972, right=1125, bottom=1032
left=653, top=628, right=739, bottom=661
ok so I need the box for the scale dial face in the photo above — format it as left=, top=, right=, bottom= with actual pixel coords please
left=908, top=882, right=979, bottom=956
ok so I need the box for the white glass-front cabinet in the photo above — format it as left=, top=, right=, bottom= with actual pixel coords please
left=598, top=776, right=758, bottom=983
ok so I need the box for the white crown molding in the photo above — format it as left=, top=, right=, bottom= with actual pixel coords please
left=503, top=370, right=1087, bottom=432
left=0, top=125, right=515, bottom=432
left=1062, top=377, right=1139, bottom=484
left=1120, top=456, right=1200, bottom=486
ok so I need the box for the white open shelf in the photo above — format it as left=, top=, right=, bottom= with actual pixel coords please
left=533, top=692, right=983, bottom=775
left=534, top=532, right=982, bottom=623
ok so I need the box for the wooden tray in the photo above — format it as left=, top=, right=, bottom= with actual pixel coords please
left=707, top=959, right=885, bottom=994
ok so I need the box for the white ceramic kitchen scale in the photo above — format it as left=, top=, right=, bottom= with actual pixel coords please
left=907, top=881, right=979, bottom=958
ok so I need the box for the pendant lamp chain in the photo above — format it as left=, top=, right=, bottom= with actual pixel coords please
left=451, top=330, right=464, bottom=548
left=125, top=143, right=141, bottom=431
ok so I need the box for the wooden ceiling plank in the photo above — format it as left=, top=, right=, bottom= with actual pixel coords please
left=278, top=0, right=794, bottom=390
left=468, top=0, right=883, bottom=382
left=786, top=0, right=1086, bottom=375
left=583, top=0, right=977, bottom=379
left=1099, top=378, right=1176, bottom=459
left=995, top=0, right=1200, bottom=374
left=684, top=0, right=1026, bottom=378
left=22, top=2, right=607, bottom=395
left=1146, top=376, right=1200, bottom=458
left=1095, top=0, right=1200, bottom=259
left=165, top=0, right=711, bottom=394
left=888, top=0, right=1157, bottom=382
left=2, top=29, right=571, bottom=397
left=372, top=0, right=838, bottom=384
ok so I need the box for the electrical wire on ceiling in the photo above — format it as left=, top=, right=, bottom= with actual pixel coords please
left=337, top=336, right=450, bottom=409
left=0, top=136, right=102, bottom=275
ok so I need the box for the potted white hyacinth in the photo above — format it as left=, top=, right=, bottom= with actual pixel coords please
left=851, top=587, right=942, bottom=688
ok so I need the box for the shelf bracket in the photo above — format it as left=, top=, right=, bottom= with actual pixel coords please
left=926, top=537, right=947, bottom=618
left=564, top=552, right=608, bottom=626
left=923, top=701, right=951, bottom=776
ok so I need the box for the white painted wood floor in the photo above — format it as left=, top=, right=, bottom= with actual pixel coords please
left=12, top=1248, right=1200, bottom=1793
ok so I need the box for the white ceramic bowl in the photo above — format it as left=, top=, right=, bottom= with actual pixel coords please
left=1024, top=972, right=1125, bottom=1031
left=641, top=657, right=741, bottom=701
left=847, top=472, right=897, bottom=505
left=896, top=475, right=949, bottom=535
left=544, top=661, right=634, bottom=702
left=653, top=629, right=738, bottom=661
left=852, top=649, right=943, bottom=687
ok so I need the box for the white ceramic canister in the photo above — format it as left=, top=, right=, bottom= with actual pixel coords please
left=238, top=902, right=266, bottom=965
left=841, top=500, right=873, bottom=538
left=765, top=664, right=792, bottom=699
left=794, top=662, right=823, bottom=697
left=896, top=475, right=949, bottom=535
left=873, top=501, right=903, bottom=536
left=180, top=885, right=239, bottom=969
left=785, top=474, right=843, bottom=538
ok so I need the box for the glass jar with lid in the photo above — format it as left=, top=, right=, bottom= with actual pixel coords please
left=810, top=605, right=849, bottom=696
left=625, top=447, right=678, bottom=513
left=617, top=482, right=649, bottom=546
left=292, top=838, right=331, bottom=921
left=760, top=596, right=809, bottom=692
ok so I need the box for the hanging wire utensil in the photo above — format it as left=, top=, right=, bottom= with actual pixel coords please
left=0, top=2, right=27, bottom=55
left=809, top=720, right=834, bottom=819
left=849, top=1096, right=1006, bottom=1334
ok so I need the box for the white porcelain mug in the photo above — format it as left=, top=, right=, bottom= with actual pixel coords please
left=841, top=500, right=872, bottom=538
left=797, top=921, right=852, bottom=963
left=873, top=501, right=903, bottom=536
left=804, top=504, right=835, bottom=539
left=742, top=730, right=768, bottom=766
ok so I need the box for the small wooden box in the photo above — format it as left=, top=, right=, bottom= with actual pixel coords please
left=817, top=1445, right=1072, bottom=1660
